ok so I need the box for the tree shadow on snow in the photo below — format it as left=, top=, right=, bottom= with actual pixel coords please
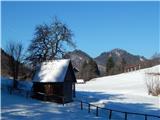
left=76, top=91, right=126, bottom=104
left=75, top=91, right=160, bottom=119
left=1, top=90, right=160, bottom=120
left=1, top=91, right=105, bottom=120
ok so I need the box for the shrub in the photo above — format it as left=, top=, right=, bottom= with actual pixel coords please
left=145, top=72, right=160, bottom=96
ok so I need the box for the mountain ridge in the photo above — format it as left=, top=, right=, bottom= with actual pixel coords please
left=94, top=48, right=148, bottom=75
left=1, top=47, right=159, bottom=80
left=95, top=48, right=147, bottom=66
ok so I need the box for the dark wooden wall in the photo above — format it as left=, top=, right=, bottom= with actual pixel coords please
left=63, top=62, right=76, bottom=102
left=32, top=82, right=64, bottom=102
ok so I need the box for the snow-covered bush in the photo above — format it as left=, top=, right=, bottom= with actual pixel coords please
left=145, top=72, right=160, bottom=96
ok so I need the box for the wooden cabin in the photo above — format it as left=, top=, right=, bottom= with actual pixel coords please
left=32, top=59, right=76, bottom=103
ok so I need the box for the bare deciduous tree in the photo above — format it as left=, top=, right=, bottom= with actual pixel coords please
left=6, top=41, right=23, bottom=88
left=26, top=18, right=76, bottom=68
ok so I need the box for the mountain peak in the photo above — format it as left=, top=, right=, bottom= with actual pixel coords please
left=64, top=49, right=99, bottom=80
left=67, top=49, right=92, bottom=60
left=111, top=48, right=127, bottom=54
left=111, top=48, right=125, bottom=52
left=95, top=48, right=147, bottom=66
left=111, top=48, right=123, bottom=57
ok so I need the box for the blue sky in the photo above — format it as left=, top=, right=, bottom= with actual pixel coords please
left=1, top=1, right=159, bottom=58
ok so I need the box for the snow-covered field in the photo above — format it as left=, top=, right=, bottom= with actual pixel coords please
left=1, top=65, right=160, bottom=120
left=1, top=91, right=105, bottom=120
left=76, top=65, right=160, bottom=117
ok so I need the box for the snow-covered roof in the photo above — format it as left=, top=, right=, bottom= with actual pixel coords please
left=33, top=59, right=71, bottom=82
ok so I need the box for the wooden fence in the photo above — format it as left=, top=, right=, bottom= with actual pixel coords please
left=75, top=100, right=160, bottom=120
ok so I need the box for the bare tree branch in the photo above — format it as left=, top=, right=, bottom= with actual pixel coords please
left=26, top=17, right=76, bottom=67
left=5, top=41, right=24, bottom=88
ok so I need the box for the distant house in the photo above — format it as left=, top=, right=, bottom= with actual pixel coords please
left=124, top=64, right=141, bottom=72
left=32, top=59, right=76, bottom=103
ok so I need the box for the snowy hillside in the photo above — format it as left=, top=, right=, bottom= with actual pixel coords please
left=1, top=65, right=160, bottom=120
left=77, top=65, right=160, bottom=96
left=76, top=65, right=160, bottom=116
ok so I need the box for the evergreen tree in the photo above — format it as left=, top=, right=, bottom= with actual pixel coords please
left=106, top=57, right=115, bottom=75
left=121, top=58, right=127, bottom=72
left=80, top=59, right=99, bottom=81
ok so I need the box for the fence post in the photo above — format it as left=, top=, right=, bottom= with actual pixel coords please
left=96, top=107, right=99, bottom=116
left=109, top=110, right=112, bottom=119
left=62, top=97, right=64, bottom=106
left=26, top=91, right=29, bottom=98
left=44, top=95, right=47, bottom=101
left=125, top=112, right=127, bottom=120
left=145, top=115, right=147, bottom=120
left=9, top=87, right=12, bottom=95
left=88, top=104, right=90, bottom=113
left=81, top=101, right=83, bottom=110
